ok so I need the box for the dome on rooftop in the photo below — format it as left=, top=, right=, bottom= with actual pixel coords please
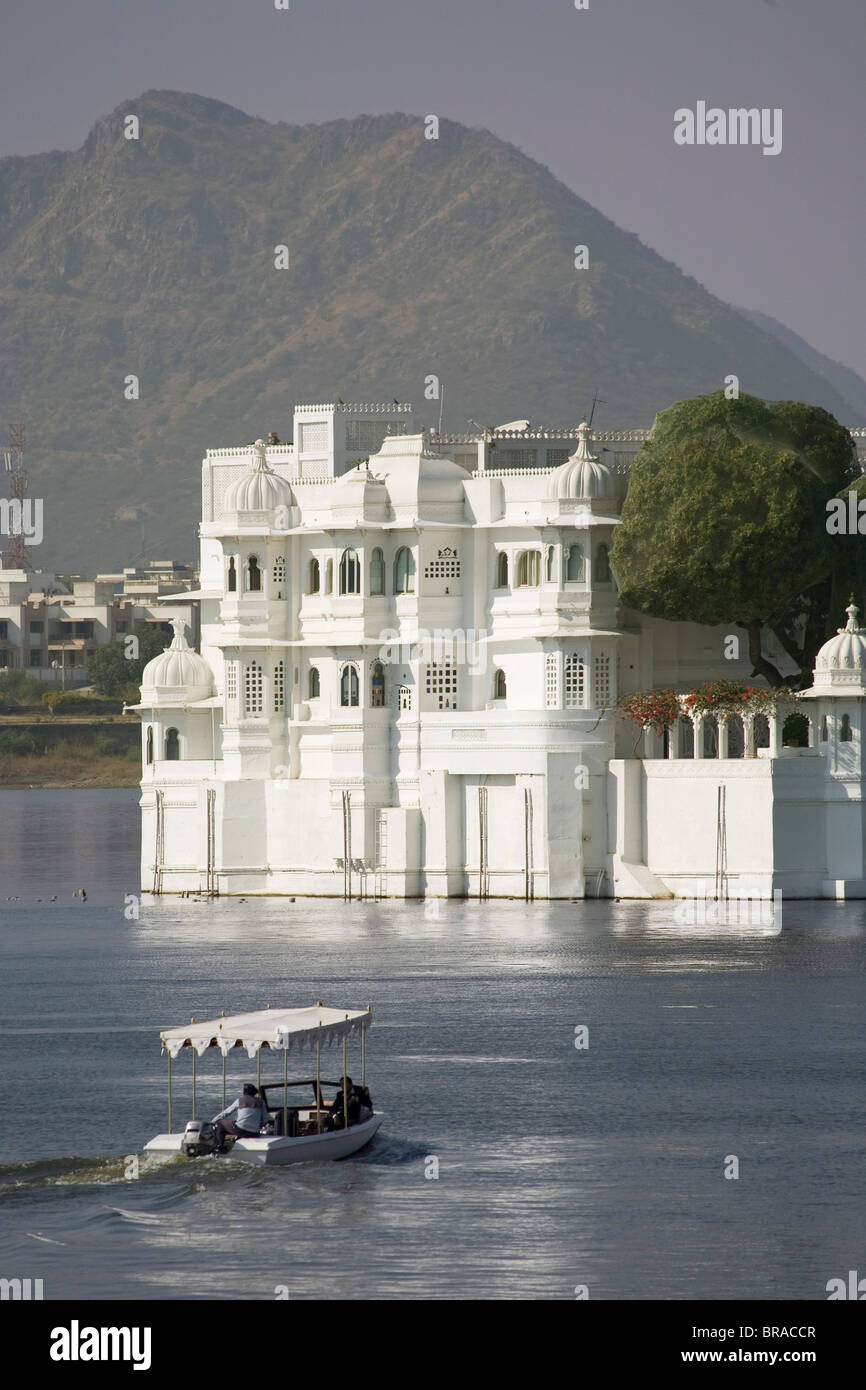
left=141, top=619, right=214, bottom=705
left=806, top=601, right=866, bottom=696
left=548, top=422, right=616, bottom=501
left=223, top=439, right=292, bottom=514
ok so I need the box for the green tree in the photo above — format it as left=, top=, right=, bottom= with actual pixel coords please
left=611, top=391, right=858, bottom=687
left=0, top=728, right=38, bottom=755
left=87, top=623, right=170, bottom=697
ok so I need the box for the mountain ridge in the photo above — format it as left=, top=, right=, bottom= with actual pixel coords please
left=0, top=89, right=861, bottom=571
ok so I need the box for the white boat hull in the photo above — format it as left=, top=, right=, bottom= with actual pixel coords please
left=144, top=1111, right=385, bottom=1166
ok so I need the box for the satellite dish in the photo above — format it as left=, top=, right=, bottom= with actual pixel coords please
left=495, top=419, right=531, bottom=432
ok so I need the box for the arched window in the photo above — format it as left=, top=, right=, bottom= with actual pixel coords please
left=596, top=544, right=611, bottom=583
left=308, top=558, right=320, bottom=594
left=165, top=727, right=180, bottom=760
left=371, top=662, right=385, bottom=707
left=247, top=555, right=261, bottom=592
left=545, top=546, right=555, bottom=582
left=273, top=660, right=285, bottom=711
left=146, top=727, right=153, bottom=765
left=308, top=667, right=320, bottom=699
left=496, top=552, right=509, bottom=588
left=225, top=661, right=238, bottom=707
left=369, top=547, right=385, bottom=595
left=494, top=669, right=507, bottom=700
left=564, top=654, right=585, bottom=709
left=273, top=555, right=286, bottom=585
left=394, top=547, right=415, bottom=594
left=339, top=547, right=360, bottom=595
left=399, top=685, right=412, bottom=711
left=244, top=661, right=264, bottom=715
left=340, top=664, right=359, bottom=707
left=566, top=543, right=584, bottom=582
left=516, top=551, right=541, bottom=587
left=594, top=653, right=612, bottom=707
left=227, top=557, right=237, bottom=593
left=840, top=713, right=853, bottom=742
left=545, top=654, right=560, bottom=709
left=820, top=714, right=828, bottom=742
left=324, top=559, right=333, bottom=594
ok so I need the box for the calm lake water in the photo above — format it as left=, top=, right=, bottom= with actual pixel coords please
left=0, top=788, right=864, bottom=1300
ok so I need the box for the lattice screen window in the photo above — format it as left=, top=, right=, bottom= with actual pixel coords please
left=564, top=654, right=585, bottom=709
left=546, top=448, right=571, bottom=467
left=226, top=661, right=238, bottom=706
left=345, top=420, right=406, bottom=453
left=299, top=421, right=328, bottom=452
left=594, top=653, right=612, bottom=708
left=273, top=660, right=285, bottom=711
left=424, top=549, right=460, bottom=580
left=244, top=661, right=264, bottom=715
left=273, top=555, right=286, bottom=584
left=498, top=448, right=538, bottom=469
left=545, top=654, right=560, bottom=709
left=425, top=661, right=458, bottom=710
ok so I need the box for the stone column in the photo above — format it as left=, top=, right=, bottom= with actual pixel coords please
left=717, top=718, right=729, bottom=759
left=769, top=707, right=784, bottom=757
left=691, top=715, right=705, bottom=759
left=743, top=713, right=756, bottom=759
left=667, top=720, right=681, bottom=759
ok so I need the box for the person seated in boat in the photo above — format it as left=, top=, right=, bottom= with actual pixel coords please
left=212, top=1084, right=268, bottom=1150
left=329, top=1077, right=371, bottom=1129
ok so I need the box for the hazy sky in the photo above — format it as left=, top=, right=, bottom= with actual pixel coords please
left=2, top=0, right=864, bottom=377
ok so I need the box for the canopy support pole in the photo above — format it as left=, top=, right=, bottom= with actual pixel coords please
left=222, top=1051, right=226, bottom=1108
left=283, top=1045, right=288, bottom=1138
left=167, top=1050, right=172, bottom=1133
left=343, top=1036, right=348, bottom=1129
left=316, top=1026, right=322, bottom=1134
left=257, top=1050, right=261, bottom=1091
left=192, top=1049, right=197, bottom=1120
left=361, top=1027, right=366, bottom=1088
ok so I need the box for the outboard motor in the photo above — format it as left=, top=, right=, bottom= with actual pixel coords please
left=181, top=1119, right=217, bottom=1157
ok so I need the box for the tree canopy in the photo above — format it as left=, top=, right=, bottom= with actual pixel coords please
left=611, top=391, right=859, bottom=686
left=87, top=622, right=170, bottom=698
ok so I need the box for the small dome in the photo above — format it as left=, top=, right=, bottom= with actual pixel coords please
left=809, top=601, right=866, bottom=694
left=548, top=422, right=616, bottom=501
left=223, top=439, right=292, bottom=514
left=141, top=619, right=214, bottom=704
left=800, top=600, right=866, bottom=700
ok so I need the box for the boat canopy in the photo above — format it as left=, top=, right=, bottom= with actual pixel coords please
left=159, top=1005, right=372, bottom=1059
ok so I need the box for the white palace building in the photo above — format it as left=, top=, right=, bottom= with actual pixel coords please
left=134, top=400, right=866, bottom=902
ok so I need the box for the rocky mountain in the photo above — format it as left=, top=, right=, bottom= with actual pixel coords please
left=0, top=90, right=860, bottom=571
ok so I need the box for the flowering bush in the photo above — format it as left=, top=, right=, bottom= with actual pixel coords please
left=682, top=681, right=795, bottom=719
left=618, top=688, right=681, bottom=736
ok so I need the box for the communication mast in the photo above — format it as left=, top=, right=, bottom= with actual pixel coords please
left=2, top=421, right=28, bottom=571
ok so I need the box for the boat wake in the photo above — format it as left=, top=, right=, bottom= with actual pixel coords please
left=0, top=1151, right=183, bottom=1193
left=350, top=1134, right=429, bottom=1165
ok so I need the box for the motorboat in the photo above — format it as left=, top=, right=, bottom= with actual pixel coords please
left=144, top=1003, right=384, bottom=1166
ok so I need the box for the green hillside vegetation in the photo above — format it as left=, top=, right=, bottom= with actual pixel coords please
left=1, top=91, right=862, bottom=572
